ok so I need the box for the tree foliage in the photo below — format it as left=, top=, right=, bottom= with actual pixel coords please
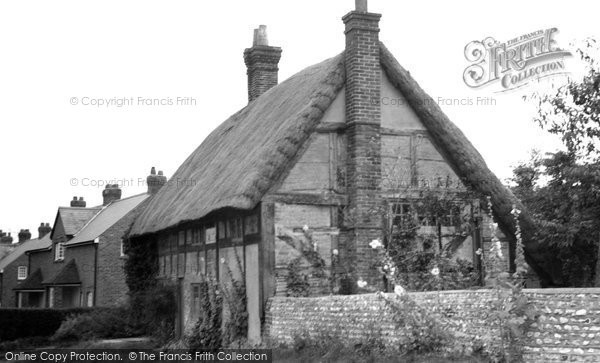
left=514, top=38, right=600, bottom=286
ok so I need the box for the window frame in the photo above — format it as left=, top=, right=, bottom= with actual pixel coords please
left=17, top=265, right=27, bottom=280
left=54, top=242, right=65, bottom=261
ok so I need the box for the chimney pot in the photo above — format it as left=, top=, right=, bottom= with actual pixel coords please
left=102, top=184, right=122, bottom=205
left=38, top=222, right=52, bottom=239
left=18, top=229, right=32, bottom=243
left=70, top=196, right=87, bottom=207
left=253, top=25, right=269, bottom=46
left=355, top=0, right=368, bottom=12
left=147, top=167, right=168, bottom=195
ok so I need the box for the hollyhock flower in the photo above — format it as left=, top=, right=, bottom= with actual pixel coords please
left=357, top=279, right=368, bottom=288
left=475, top=248, right=482, bottom=256
left=369, top=239, right=383, bottom=249
left=332, top=249, right=339, bottom=256
left=394, top=284, right=405, bottom=296
left=430, top=266, right=440, bottom=276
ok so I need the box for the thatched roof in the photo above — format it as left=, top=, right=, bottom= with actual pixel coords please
left=130, top=43, right=559, bottom=286
left=379, top=43, right=560, bottom=286
left=130, top=54, right=345, bottom=236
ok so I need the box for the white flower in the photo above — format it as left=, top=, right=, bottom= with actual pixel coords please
left=430, top=267, right=440, bottom=276
left=220, top=258, right=225, bottom=264
left=475, top=248, right=482, bottom=256
left=369, top=239, right=383, bottom=249
left=394, top=284, right=406, bottom=296
left=313, top=242, right=318, bottom=252
left=332, top=249, right=339, bottom=256
left=302, top=225, right=309, bottom=232
left=357, top=279, right=368, bottom=288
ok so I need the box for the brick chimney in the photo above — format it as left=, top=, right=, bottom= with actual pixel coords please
left=70, top=196, right=86, bottom=208
left=341, top=0, right=383, bottom=288
left=38, top=222, right=51, bottom=239
left=18, top=229, right=32, bottom=243
left=102, top=184, right=122, bottom=205
left=243, top=25, right=282, bottom=102
left=146, top=167, right=167, bottom=195
left=0, top=232, right=13, bottom=244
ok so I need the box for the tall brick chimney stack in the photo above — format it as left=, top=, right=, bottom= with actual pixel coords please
left=147, top=167, right=167, bottom=195
left=341, top=0, right=383, bottom=289
left=102, top=184, right=122, bottom=206
left=243, top=25, right=282, bottom=102
left=70, top=196, right=86, bottom=208
left=18, top=229, right=32, bottom=243
left=38, top=222, right=52, bottom=239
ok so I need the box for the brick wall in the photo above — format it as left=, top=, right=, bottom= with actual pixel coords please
left=95, top=207, right=140, bottom=307
left=342, top=9, right=384, bottom=287
left=0, top=253, right=28, bottom=307
left=266, top=288, right=600, bottom=362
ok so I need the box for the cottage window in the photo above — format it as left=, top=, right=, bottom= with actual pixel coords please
left=186, top=229, right=193, bottom=245
left=218, top=221, right=226, bottom=239
left=228, top=218, right=243, bottom=239
left=54, top=243, right=65, bottom=261
left=178, top=231, right=185, bottom=246
left=244, top=215, right=259, bottom=235
left=17, top=266, right=27, bottom=280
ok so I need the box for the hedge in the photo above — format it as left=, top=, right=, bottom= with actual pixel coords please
left=0, top=308, right=97, bottom=341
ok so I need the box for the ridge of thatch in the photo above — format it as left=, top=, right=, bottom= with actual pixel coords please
left=379, top=42, right=561, bottom=286
left=130, top=53, right=346, bottom=237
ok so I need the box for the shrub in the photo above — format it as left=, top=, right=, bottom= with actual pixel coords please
left=188, top=279, right=222, bottom=350
left=51, top=307, right=137, bottom=342
left=136, top=283, right=177, bottom=343
left=0, top=307, right=93, bottom=341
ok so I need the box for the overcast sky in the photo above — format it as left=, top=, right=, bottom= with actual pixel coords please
left=0, top=0, right=597, bottom=239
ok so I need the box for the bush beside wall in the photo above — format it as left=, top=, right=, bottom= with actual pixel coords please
left=0, top=308, right=95, bottom=341
left=266, top=289, right=600, bottom=362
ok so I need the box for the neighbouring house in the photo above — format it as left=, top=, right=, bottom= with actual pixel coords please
left=127, top=1, right=554, bottom=341
left=0, top=224, right=52, bottom=307
left=0, top=230, right=16, bottom=261
left=14, top=168, right=164, bottom=308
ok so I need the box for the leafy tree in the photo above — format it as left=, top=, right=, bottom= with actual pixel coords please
left=514, top=38, right=600, bottom=286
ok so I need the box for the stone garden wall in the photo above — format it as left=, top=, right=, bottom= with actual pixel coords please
left=265, top=288, right=600, bottom=362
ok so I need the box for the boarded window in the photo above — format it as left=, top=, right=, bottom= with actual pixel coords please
left=206, top=226, right=216, bottom=245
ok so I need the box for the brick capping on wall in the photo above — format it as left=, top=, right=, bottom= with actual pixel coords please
left=266, top=289, right=600, bottom=362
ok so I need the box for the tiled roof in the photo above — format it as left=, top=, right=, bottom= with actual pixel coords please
left=66, top=193, right=148, bottom=245
left=13, top=268, right=44, bottom=291
left=58, top=207, right=102, bottom=236
left=43, top=259, right=80, bottom=285
left=0, top=234, right=51, bottom=270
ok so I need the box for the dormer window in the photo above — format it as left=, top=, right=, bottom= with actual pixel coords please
left=54, top=242, right=65, bottom=261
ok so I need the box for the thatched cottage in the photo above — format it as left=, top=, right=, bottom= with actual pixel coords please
left=128, top=0, right=558, bottom=341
